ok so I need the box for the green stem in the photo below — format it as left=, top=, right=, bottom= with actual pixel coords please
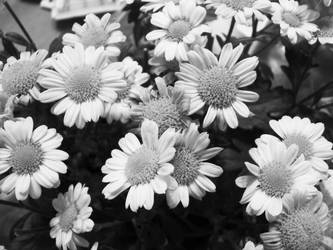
left=226, top=17, right=236, bottom=43
left=253, top=34, right=279, bottom=56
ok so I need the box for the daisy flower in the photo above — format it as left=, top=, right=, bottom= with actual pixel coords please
left=132, top=77, right=191, bottom=135
left=260, top=191, right=333, bottom=250
left=235, top=136, right=320, bottom=221
left=175, top=43, right=259, bottom=130
left=50, top=183, right=94, bottom=250
left=0, top=50, right=48, bottom=105
left=101, top=119, right=178, bottom=212
left=268, top=116, right=333, bottom=177
left=0, top=117, right=68, bottom=200
left=271, top=0, right=319, bottom=44
left=243, top=241, right=263, bottom=250
left=166, top=123, right=223, bottom=208
left=103, top=57, right=150, bottom=124
left=38, top=44, right=126, bottom=129
left=310, top=16, right=333, bottom=45
left=146, top=0, right=209, bottom=61
left=62, top=13, right=126, bottom=57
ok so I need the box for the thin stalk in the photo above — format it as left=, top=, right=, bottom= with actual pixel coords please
left=226, top=17, right=236, bottom=43
left=253, top=34, right=279, bottom=56
left=244, top=15, right=258, bottom=55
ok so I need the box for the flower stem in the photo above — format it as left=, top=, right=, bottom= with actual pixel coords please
left=3, top=1, right=37, bottom=51
left=226, top=17, right=236, bottom=43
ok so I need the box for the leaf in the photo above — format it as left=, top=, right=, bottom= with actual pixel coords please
left=2, top=37, right=19, bottom=58
left=48, top=35, right=64, bottom=57
left=4, top=32, right=30, bottom=47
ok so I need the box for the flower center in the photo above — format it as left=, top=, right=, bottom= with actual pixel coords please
left=258, top=161, right=293, bottom=198
left=125, top=146, right=160, bottom=185
left=198, top=66, right=238, bottom=109
left=116, top=86, right=130, bottom=101
left=221, top=0, right=255, bottom=10
left=282, top=11, right=302, bottom=27
left=1, top=61, right=39, bottom=96
left=142, top=97, right=187, bottom=134
left=283, top=134, right=312, bottom=160
left=171, top=146, right=200, bottom=185
left=80, top=26, right=109, bottom=48
left=65, top=65, right=101, bottom=104
left=9, top=141, right=44, bottom=175
left=168, top=20, right=191, bottom=40
left=278, top=208, right=324, bottom=250
left=59, top=204, right=78, bottom=232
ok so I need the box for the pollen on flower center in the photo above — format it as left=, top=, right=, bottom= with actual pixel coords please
left=168, top=20, right=192, bottom=40
left=9, top=141, right=44, bottom=175
left=80, top=26, right=109, bottom=48
left=282, top=11, right=302, bottom=27
left=1, top=61, right=39, bottom=96
left=283, top=134, right=312, bottom=160
left=59, top=204, right=78, bottom=231
left=278, top=208, right=324, bottom=250
left=171, top=146, right=200, bottom=185
left=221, top=0, right=256, bottom=10
left=198, top=66, right=238, bottom=109
left=65, top=65, right=101, bottom=104
left=125, top=146, right=160, bottom=185
left=258, top=161, right=293, bottom=198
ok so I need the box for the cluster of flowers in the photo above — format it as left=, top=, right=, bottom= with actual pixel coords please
left=0, top=0, right=332, bottom=249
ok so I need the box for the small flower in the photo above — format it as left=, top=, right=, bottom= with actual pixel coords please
left=175, top=43, right=259, bottom=130
left=260, top=191, right=333, bottom=250
left=146, top=0, right=209, bottom=61
left=166, top=123, right=223, bottom=208
left=0, top=50, right=48, bottom=105
left=0, top=117, right=68, bottom=200
left=243, top=241, right=263, bottom=250
left=38, top=44, right=126, bottom=129
left=271, top=0, right=319, bottom=44
left=132, top=77, right=191, bottom=135
left=236, top=136, right=320, bottom=221
left=63, top=13, right=126, bottom=57
left=267, top=116, right=333, bottom=177
left=102, top=119, right=177, bottom=212
left=103, top=57, right=149, bottom=124
left=311, top=16, right=333, bottom=45
left=50, top=183, right=94, bottom=250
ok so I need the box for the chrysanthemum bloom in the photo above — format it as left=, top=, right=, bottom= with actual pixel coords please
left=102, top=119, right=178, bottom=212
left=63, top=13, right=126, bottom=57
left=260, top=191, right=333, bottom=250
left=132, top=77, right=191, bottom=135
left=0, top=50, right=48, bottom=105
left=166, top=123, right=223, bottom=208
left=271, top=0, right=319, bottom=44
left=146, top=0, right=209, bottom=61
left=267, top=116, right=333, bottom=177
left=0, top=117, right=68, bottom=200
left=205, top=0, right=274, bottom=24
left=103, top=57, right=150, bottom=124
left=310, top=17, right=333, bottom=45
left=175, top=43, right=259, bottom=130
left=243, top=241, right=263, bottom=250
left=235, top=136, right=320, bottom=221
left=38, top=44, right=126, bottom=129
left=50, top=183, right=94, bottom=250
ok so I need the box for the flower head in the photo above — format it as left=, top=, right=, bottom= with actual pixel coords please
left=102, top=119, right=178, bottom=212
left=0, top=117, right=68, bottom=200
left=0, top=50, right=48, bottom=105
left=271, top=0, right=319, bottom=44
left=50, top=183, right=94, bottom=250
left=103, top=57, right=150, bottom=124
left=243, top=241, right=263, bottom=250
left=260, top=191, right=333, bottom=250
left=166, top=123, right=223, bottom=208
left=176, top=43, right=259, bottom=130
left=146, top=0, right=209, bottom=61
left=236, top=136, right=320, bottom=221
left=38, top=44, right=126, bottom=128
left=63, top=13, right=126, bottom=57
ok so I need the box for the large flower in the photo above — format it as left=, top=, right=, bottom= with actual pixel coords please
left=50, top=183, right=94, bottom=250
left=0, top=50, right=48, bottom=105
left=166, top=123, right=223, bottom=208
left=38, top=44, right=126, bottom=129
left=101, top=119, right=178, bottom=212
left=146, top=0, right=208, bottom=61
left=103, top=57, right=149, bottom=124
left=0, top=117, right=68, bottom=200
left=62, top=13, right=126, bottom=57
left=175, top=43, right=259, bottom=130
left=271, top=0, right=319, bottom=44
left=260, top=191, right=333, bottom=250
left=236, top=136, right=320, bottom=221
